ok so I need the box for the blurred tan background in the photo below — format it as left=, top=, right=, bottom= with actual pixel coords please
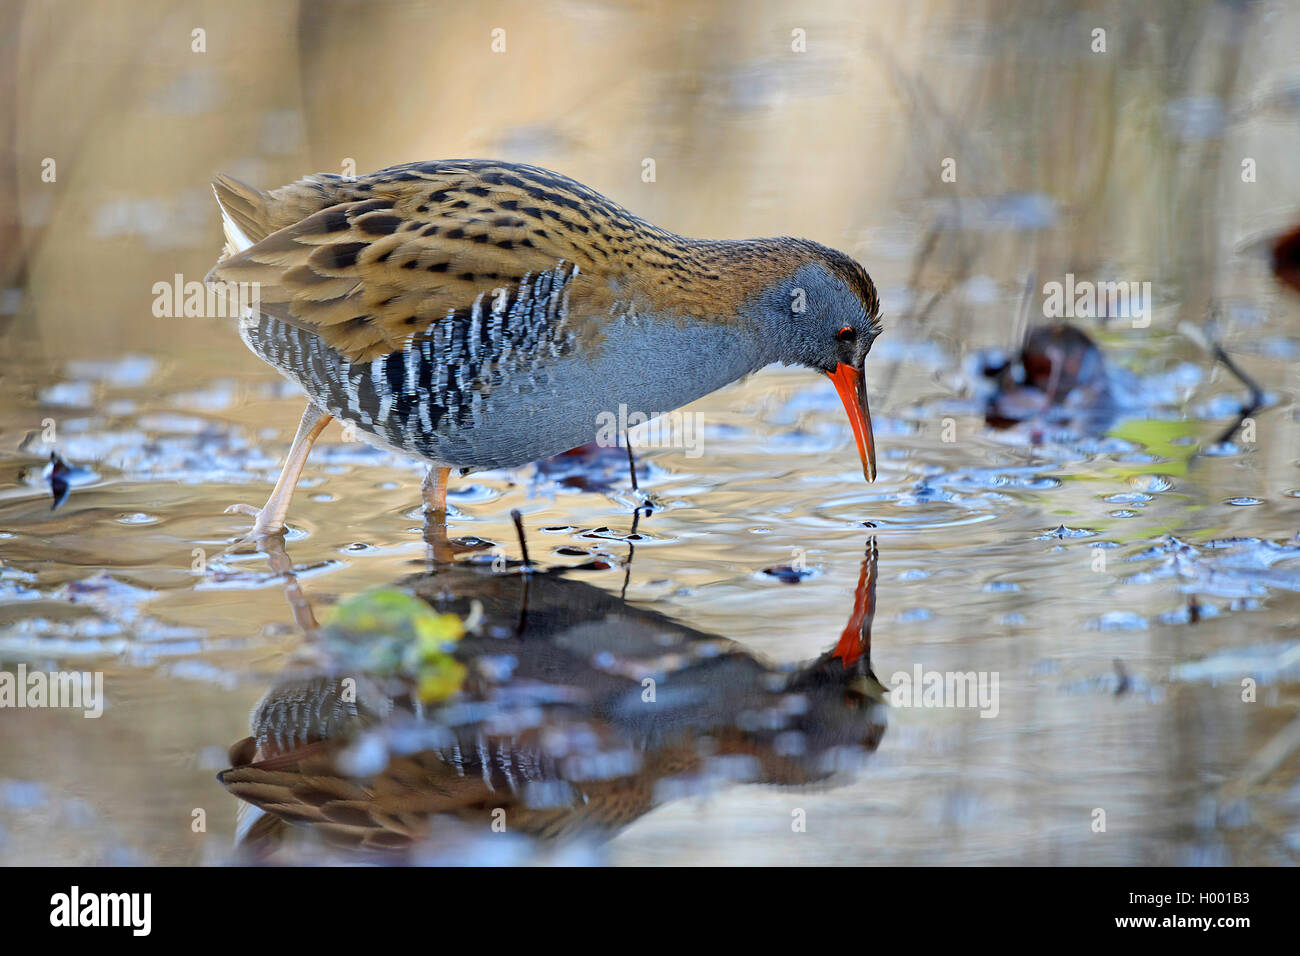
left=2, top=0, right=1298, bottom=363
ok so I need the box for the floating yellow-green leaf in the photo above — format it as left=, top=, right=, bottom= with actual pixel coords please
left=324, top=588, right=466, bottom=682
left=1048, top=418, right=1207, bottom=543
left=1105, top=418, right=1201, bottom=478
left=417, top=657, right=468, bottom=703
left=329, top=588, right=464, bottom=643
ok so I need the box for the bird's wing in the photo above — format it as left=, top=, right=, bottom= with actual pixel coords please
left=218, top=735, right=657, bottom=853
left=219, top=750, right=502, bottom=854
left=206, top=162, right=643, bottom=363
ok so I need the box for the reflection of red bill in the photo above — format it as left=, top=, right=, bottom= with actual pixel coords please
left=827, top=363, right=876, bottom=482
left=833, top=538, right=877, bottom=668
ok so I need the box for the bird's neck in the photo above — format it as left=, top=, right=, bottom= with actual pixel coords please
left=597, top=308, right=774, bottom=406
left=612, top=234, right=819, bottom=339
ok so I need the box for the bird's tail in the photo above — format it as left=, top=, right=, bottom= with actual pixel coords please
left=211, top=173, right=272, bottom=257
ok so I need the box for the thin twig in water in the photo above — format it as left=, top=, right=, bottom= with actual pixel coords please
left=1014, top=272, right=1037, bottom=349
left=508, top=508, right=532, bottom=635
left=509, top=508, right=531, bottom=569
left=620, top=505, right=641, bottom=603
left=1179, top=311, right=1268, bottom=452
left=625, top=438, right=638, bottom=493
left=1211, top=344, right=1265, bottom=445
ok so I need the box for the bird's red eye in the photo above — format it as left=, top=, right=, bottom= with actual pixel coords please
left=837, top=326, right=856, bottom=342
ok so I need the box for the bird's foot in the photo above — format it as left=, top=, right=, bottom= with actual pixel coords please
left=222, top=503, right=290, bottom=552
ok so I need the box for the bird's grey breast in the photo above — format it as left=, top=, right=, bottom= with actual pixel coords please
left=471, top=308, right=771, bottom=470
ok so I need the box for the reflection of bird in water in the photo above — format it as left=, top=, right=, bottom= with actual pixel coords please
left=219, top=540, right=886, bottom=861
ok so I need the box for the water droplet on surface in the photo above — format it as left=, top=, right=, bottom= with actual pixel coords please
left=1089, top=611, right=1148, bottom=631
left=1039, top=525, right=1095, bottom=539
left=115, top=513, right=157, bottom=525
left=1104, top=493, right=1151, bottom=505
left=1128, top=474, right=1173, bottom=493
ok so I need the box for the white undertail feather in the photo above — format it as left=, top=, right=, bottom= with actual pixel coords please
left=213, top=183, right=255, bottom=256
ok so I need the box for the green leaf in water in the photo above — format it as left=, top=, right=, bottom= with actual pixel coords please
left=1105, top=418, right=1200, bottom=478
left=324, top=588, right=467, bottom=700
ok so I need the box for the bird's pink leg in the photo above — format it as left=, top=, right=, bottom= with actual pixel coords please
left=227, top=402, right=332, bottom=537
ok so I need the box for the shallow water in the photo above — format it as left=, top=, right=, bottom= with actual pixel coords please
left=2, top=316, right=1297, bottom=864
left=1, top=0, right=1299, bottom=865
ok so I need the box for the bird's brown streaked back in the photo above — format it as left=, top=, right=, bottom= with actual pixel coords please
left=207, top=159, right=879, bottom=363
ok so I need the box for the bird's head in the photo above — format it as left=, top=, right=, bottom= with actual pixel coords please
left=756, top=241, right=883, bottom=481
